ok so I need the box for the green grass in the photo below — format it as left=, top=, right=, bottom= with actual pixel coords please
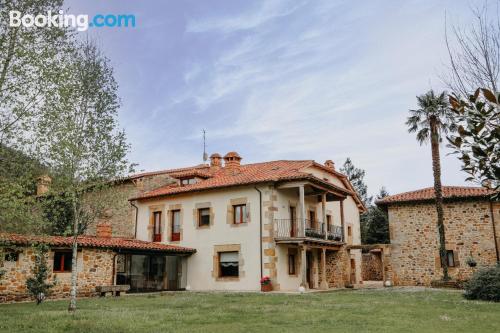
left=0, top=289, right=499, bottom=333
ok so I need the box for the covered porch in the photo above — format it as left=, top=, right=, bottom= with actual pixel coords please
left=273, top=180, right=352, bottom=290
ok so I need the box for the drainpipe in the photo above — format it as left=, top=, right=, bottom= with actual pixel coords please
left=490, top=201, right=499, bottom=263
left=131, top=201, right=139, bottom=239
left=254, top=186, right=263, bottom=279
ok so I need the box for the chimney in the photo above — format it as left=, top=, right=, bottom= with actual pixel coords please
left=209, top=153, right=222, bottom=169
left=223, top=151, right=242, bottom=173
left=324, top=160, right=335, bottom=170
left=96, top=223, right=112, bottom=238
left=36, top=175, right=52, bottom=196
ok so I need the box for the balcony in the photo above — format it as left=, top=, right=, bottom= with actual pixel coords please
left=274, top=219, right=343, bottom=242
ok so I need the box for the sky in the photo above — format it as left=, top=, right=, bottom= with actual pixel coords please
left=64, top=0, right=482, bottom=197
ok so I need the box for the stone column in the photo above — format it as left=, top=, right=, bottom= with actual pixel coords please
left=299, top=185, right=306, bottom=237
left=322, top=193, right=327, bottom=240
left=300, top=245, right=308, bottom=288
left=320, top=248, right=328, bottom=289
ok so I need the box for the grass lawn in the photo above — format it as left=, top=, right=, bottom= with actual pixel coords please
left=0, top=289, right=499, bottom=333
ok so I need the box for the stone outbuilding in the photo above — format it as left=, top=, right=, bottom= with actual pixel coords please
left=377, top=186, right=499, bottom=286
left=0, top=228, right=195, bottom=303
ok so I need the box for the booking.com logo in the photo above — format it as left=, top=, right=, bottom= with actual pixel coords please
left=9, top=10, right=136, bottom=31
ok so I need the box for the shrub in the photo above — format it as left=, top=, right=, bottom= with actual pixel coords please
left=464, top=264, right=500, bottom=302
left=26, top=244, right=56, bottom=304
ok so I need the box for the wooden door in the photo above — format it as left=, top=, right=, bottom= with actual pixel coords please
left=350, top=259, right=356, bottom=284
left=306, top=252, right=313, bottom=288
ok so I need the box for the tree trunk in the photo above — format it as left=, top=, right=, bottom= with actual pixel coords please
left=430, top=117, right=449, bottom=281
left=68, top=196, right=79, bottom=312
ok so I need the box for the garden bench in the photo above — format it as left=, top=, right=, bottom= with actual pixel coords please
left=96, top=285, right=130, bottom=297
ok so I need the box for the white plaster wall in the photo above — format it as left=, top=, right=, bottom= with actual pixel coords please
left=136, top=186, right=261, bottom=291
left=275, top=245, right=301, bottom=290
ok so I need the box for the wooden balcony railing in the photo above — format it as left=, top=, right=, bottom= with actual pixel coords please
left=274, top=219, right=343, bottom=242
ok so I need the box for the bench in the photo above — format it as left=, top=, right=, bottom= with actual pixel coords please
left=96, top=285, right=130, bottom=297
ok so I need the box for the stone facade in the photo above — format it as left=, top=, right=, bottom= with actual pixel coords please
left=362, top=252, right=383, bottom=281
left=388, top=200, right=499, bottom=286
left=0, top=247, right=114, bottom=303
left=325, top=248, right=349, bottom=288
left=85, top=174, right=176, bottom=239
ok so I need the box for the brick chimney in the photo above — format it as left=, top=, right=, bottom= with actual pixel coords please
left=210, top=153, right=222, bottom=169
left=223, top=151, right=242, bottom=173
left=324, top=160, right=335, bottom=170
left=96, top=223, right=112, bottom=238
left=36, top=175, right=52, bottom=196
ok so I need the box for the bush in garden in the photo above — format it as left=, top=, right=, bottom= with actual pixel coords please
left=26, top=244, right=56, bottom=304
left=464, top=264, right=500, bottom=302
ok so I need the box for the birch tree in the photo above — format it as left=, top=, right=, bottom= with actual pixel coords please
left=34, top=40, right=131, bottom=312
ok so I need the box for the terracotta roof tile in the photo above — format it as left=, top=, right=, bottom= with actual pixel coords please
left=376, top=186, right=496, bottom=205
left=127, top=164, right=210, bottom=180
left=0, top=233, right=196, bottom=253
left=123, top=159, right=365, bottom=212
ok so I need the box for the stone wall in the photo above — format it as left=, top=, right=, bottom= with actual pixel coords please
left=325, top=247, right=349, bottom=288
left=388, top=199, right=498, bottom=286
left=85, top=174, right=177, bottom=239
left=262, top=185, right=279, bottom=290
left=0, top=247, right=114, bottom=303
left=362, top=252, right=383, bottom=281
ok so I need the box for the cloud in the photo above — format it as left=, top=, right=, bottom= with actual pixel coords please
left=186, top=0, right=307, bottom=33
left=176, top=0, right=470, bottom=194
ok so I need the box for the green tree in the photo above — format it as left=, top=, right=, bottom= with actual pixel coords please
left=0, top=0, right=71, bottom=145
left=340, top=158, right=371, bottom=206
left=26, top=243, right=56, bottom=304
left=406, top=90, right=456, bottom=281
left=0, top=144, right=48, bottom=234
left=448, top=89, right=499, bottom=194
left=0, top=0, right=73, bottom=235
left=34, top=40, right=132, bottom=312
left=361, top=187, right=390, bottom=244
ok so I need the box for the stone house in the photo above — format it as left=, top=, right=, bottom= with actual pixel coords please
left=377, top=186, right=499, bottom=286
left=1, top=151, right=365, bottom=302
left=0, top=226, right=195, bottom=302
left=129, top=152, right=366, bottom=291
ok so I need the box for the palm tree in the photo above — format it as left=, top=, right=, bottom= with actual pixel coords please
left=406, top=90, right=456, bottom=281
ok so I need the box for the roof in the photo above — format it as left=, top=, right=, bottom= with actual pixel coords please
left=0, top=233, right=196, bottom=254
left=376, top=186, right=496, bottom=205
left=126, top=164, right=210, bottom=180
left=129, top=159, right=366, bottom=211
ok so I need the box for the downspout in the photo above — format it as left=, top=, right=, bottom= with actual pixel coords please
left=131, top=201, right=139, bottom=239
left=254, top=186, right=263, bottom=279
left=490, top=201, right=499, bottom=263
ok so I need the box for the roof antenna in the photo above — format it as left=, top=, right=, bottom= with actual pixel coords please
left=202, top=129, right=208, bottom=162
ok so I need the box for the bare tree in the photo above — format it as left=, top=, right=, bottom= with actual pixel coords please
left=444, top=3, right=500, bottom=96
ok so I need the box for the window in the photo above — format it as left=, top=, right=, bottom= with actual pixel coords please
left=4, top=250, right=18, bottom=262
left=446, top=250, right=456, bottom=267
left=288, top=253, right=296, bottom=275
left=171, top=210, right=181, bottom=241
left=180, top=178, right=196, bottom=186
left=198, top=208, right=210, bottom=227
left=219, top=251, right=239, bottom=277
left=326, top=215, right=332, bottom=232
left=53, top=251, right=72, bottom=272
left=348, top=225, right=352, bottom=236
left=153, top=211, right=162, bottom=242
left=233, top=204, right=247, bottom=224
